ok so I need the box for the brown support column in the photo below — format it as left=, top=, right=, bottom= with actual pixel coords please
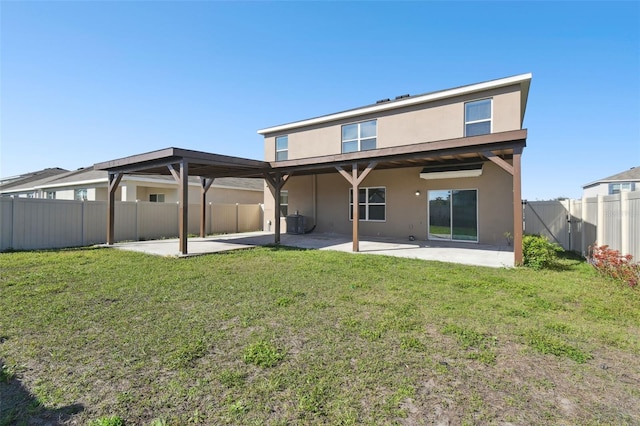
left=351, top=164, right=359, bottom=252
left=106, top=172, right=123, bottom=245
left=178, top=160, right=189, bottom=255
left=263, top=172, right=290, bottom=245
left=512, top=148, right=523, bottom=266
left=200, top=177, right=215, bottom=238
left=335, top=161, right=377, bottom=252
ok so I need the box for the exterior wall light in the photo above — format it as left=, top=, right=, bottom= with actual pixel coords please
left=415, top=190, right=421, bottom=196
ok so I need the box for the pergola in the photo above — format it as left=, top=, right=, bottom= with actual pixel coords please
left=94, top=129, right=526, bottom=264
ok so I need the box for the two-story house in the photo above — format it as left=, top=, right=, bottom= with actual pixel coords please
left=258, top=73, right=531, bottom=263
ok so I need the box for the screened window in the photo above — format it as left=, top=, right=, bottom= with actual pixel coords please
left=75, top=189, right=88, bottom=201
left=280, top=190, right=288, bottom=217
left=342, top=120, right=377, bottom=153
left=276, top=135, right=288, bottom=161
left=349, top=187, right=385, bottom=221
left=149, top=194, right=165, bottom=202
left=465, top=99, right=492, bottom=137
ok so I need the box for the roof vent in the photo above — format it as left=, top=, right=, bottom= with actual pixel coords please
left=376, top=98, right=390, bottom=104
left=395, top=94, right=410, bottom=100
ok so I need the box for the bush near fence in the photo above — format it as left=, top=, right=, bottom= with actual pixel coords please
left=0, top=198, right=263, bottom=251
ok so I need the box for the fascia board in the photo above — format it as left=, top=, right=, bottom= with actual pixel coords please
left=258, top=73, right=532, bottom=135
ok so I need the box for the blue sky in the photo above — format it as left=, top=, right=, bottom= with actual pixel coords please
left=1, top=1, right=638, bottom=200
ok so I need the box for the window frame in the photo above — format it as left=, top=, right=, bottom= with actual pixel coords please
left=279, top=190, right=288, bottom=217
left=74, top=188, right=88, bottom=201
left=464, top=98, right=492, bottom=137
left=348, top=186, right=386, bottom=222
left=275, top=135, right=288, bottom=161
left=427, top=188, right=478, bottom=243
left=149, top=193, right=165, bottom=203
left=46, top=191, right=56, bottom=199
left=609, top=182, right=633, bottom=194
left=341, top=119, right=377, bottom=153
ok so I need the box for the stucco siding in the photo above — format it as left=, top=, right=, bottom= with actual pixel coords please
left=264, top=161, right=513, bottom=245
left=265, top=84, right=523, bottom=162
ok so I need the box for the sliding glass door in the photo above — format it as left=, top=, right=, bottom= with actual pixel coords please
left=428, top=189, right=478, bottom=242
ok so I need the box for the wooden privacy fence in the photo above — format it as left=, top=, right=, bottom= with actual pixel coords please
left=523, top=191, right=640, bottom=260
left=0, top=198, right=264, bottom=251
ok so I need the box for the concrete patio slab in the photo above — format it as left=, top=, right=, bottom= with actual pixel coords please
left=108, top=231, right=514, bottom=268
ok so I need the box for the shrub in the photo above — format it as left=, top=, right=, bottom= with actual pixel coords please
left=522, top=234, right=563, bottom=269
left=587, top=244, right=639, bottom=288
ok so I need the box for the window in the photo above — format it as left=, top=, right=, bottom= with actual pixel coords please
left=279, top=190, right=288, bottom=216
left=46, top=191, right=56, bottom=199
left=349, top=187, right=385, bottom=221
left=609, top=182, right=633, bottom=194
left=428, top=189, right=478, bottom=242
left=75, top=189, right=88, bottom=201
left=342, top=120, right=377, bottom=153
left=465, top=99, right=492, bottom=137
left=149, top=194, right=165, bottom=203
left=276, top=135, right=288, bottom=161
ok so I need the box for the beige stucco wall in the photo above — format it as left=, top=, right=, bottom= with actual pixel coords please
left=264, top=84, right=522, bottom=162
left=264, top=161, right=514, bottom=245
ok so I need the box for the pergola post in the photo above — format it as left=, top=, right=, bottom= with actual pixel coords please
left=106, top=172, right=123, bottom=245
left=335, top=161, right=377, bottom=252
left=512, top=148, right=523, bottom=265
left=200, top=177, right=215, bottom=238
left=483, top=149, right=523, bottom=265
left=178, top=160, right=189, bottom=255
left=264, top=172, right=290, bottom=245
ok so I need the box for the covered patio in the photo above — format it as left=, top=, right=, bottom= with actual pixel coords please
left=106, top=231, right=515, bottom=268
left=94, top=129, right=525, bottom=265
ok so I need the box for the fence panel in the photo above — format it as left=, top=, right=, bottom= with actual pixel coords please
left=0, top=198, right=13, bottom=250
left=83, top=201, right=107, bottom=245
left=138, top=201, right=179, bottom=240
left=238, top=204, right=262, bottom=233
left=569, top=199, right=582, bottom=253
left=13, top=198, right=84, bottom=250
left=212, top=204, right=238, bottom=234
left=629, top=192, right=640, bottom=262
left=602, top=195, right=621, bottom=251
left=582, top=198, right=598, bottom=255
left=523, top=201, right=569, bottom=247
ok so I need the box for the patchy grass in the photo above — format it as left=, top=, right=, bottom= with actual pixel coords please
left=0, top=246, right=639, bottom=425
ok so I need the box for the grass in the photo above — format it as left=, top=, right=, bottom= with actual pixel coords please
left=0, top=246, right=639, bottom=425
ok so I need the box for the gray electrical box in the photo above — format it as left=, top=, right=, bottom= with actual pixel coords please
left=286, top=214, right=305, bottom=234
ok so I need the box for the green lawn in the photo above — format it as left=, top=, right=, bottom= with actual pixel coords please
left=1, top=247, right=639, bottom=425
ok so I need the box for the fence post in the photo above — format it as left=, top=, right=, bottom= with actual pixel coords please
left=621, top=191, right=630, bottom=256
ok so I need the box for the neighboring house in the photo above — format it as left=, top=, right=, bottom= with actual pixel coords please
left=258, top=73, right=531, bottom=249
left=0, top=166, right=264, bottom=204
left=582, top=166, right=640, bottom=198
left=0, top=167, right=69, bottom=197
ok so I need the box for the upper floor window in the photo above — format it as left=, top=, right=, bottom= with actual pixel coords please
left=465, top=99, right=492, bottom=137
left=149, top=194, right=165, bottom=202
left=609, top=182, right=633, bottom=194
left=342, top=120, right=377, bottom=153
left=276, top=135, right=288, bottom=161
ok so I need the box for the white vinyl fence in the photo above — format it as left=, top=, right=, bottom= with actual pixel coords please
left=0, top=198, right=263, bottom=251
left=523, top=191, right=640, bottom=260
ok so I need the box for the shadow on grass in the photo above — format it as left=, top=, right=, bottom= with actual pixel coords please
left=0, top=360, right=83, bottom=426
left=548, top=251, right=587, bottom=272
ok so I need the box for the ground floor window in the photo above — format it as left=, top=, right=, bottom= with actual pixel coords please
left=280, top=190, right=288, bottom=216
left=75, top=188, right=88, bottom=201
left=349, top=187, right=386, bottom=221
left=428, top=189, right=477, bottom=242
left=149, top=194, right=165, bottom=202
left=46, top=191, right=56, bottom=199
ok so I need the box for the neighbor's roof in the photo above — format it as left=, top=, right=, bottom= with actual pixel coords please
left=257, top=73, right=532, bottom=135
left=583, top=166, right=640, bottom=188
left=0, top=167, right=69, bottom=192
